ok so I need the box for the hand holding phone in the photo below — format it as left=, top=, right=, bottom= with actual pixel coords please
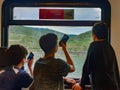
left=59, top=34, right=69, bottom=47
left=27, top=52, right=34, bottom=60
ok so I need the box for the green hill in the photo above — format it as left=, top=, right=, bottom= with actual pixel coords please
left=9, top=26, right=92, bottom=52
left=68, top=31, right=92, bottom=52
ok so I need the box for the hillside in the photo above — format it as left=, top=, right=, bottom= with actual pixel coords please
left=68, top=31, right=92, bottom=52
left=9, top=26, right=92, bottom=52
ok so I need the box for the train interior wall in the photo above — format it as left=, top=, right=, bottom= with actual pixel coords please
left=0, top=0, right=120, bottom=72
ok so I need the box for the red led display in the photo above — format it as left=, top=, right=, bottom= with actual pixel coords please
left=39, top=9, right=74, bottom=20
left=39, top=9, right=64, bottom=19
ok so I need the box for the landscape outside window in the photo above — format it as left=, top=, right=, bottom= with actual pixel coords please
left=8, top=26, right=92, bottom=78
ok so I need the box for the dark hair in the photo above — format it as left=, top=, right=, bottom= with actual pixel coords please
left=7, top=44, right=28, bottom=66
left=39, top=33, right=58, bottom=54
left=92, top=22, right=108, bottom=39
left=0, top=47, right=8, bottom=67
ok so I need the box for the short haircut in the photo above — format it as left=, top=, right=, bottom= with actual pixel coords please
left=39, top=33, right=58, bottom=54
left=92, top=22, right=108, bottom=39
left=7, top=44, right=28, bottom=66
left=0, top=47, right=8, bottom=67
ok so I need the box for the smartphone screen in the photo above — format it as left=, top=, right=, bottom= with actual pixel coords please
left=27, top=52, right=34, bottom=60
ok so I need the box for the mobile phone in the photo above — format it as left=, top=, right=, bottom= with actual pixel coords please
left=59, top=34, right=69, bottom=46
left=27, top=52, right=34, bottom=60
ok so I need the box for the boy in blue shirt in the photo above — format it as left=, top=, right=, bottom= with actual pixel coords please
left=0, top=45, right=33, bottom=90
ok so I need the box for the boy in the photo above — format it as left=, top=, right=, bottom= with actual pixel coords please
left=0, top=45, right=33, bottom=90
left=72, top=22, right=120, bottom=90
left=34, top=33, right=75, bottom=90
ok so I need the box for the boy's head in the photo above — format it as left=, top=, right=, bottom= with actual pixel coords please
left=7, top=44, right=28, bottom=66
left=39, top=33, right=58, bottom=54
left=92, top=22, right=108, bottom=39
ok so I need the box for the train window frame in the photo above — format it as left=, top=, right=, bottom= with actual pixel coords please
left=1, top=0, right=111, bottom=89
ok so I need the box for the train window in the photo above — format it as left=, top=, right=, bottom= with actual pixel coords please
left=13, top=7, right=101, bottom=21
left=2, top=0, right=111, bottom=81
left=7, top=6, right=102, bottom=77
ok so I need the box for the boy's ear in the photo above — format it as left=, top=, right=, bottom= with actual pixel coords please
left=92, top=34, right=97, bottom=40
left=21, top=58, right=26, bottom=63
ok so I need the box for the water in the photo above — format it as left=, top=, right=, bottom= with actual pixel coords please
left=24, top=50, right=87, bottom=79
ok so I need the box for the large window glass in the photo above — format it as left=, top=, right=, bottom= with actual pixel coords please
left=8, top=25, right=92, bottom=78
left=6, top=7, right=102, bottom=78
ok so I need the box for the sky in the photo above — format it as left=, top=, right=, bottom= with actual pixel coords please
left=14, top=7, right=101, bottom=35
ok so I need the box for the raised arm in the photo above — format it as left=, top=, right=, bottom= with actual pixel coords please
left=61, top=43, right=75, bottom=72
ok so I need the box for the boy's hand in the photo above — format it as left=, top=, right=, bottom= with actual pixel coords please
left=27, top=58, right=34, bottom=76
left=72, top=83, right=82, bottom=90
left=27, top=58, right=34, bottom=68
left=61, top=42, right=66, bottom=51
left=63, top=77, right=76, bottom=85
